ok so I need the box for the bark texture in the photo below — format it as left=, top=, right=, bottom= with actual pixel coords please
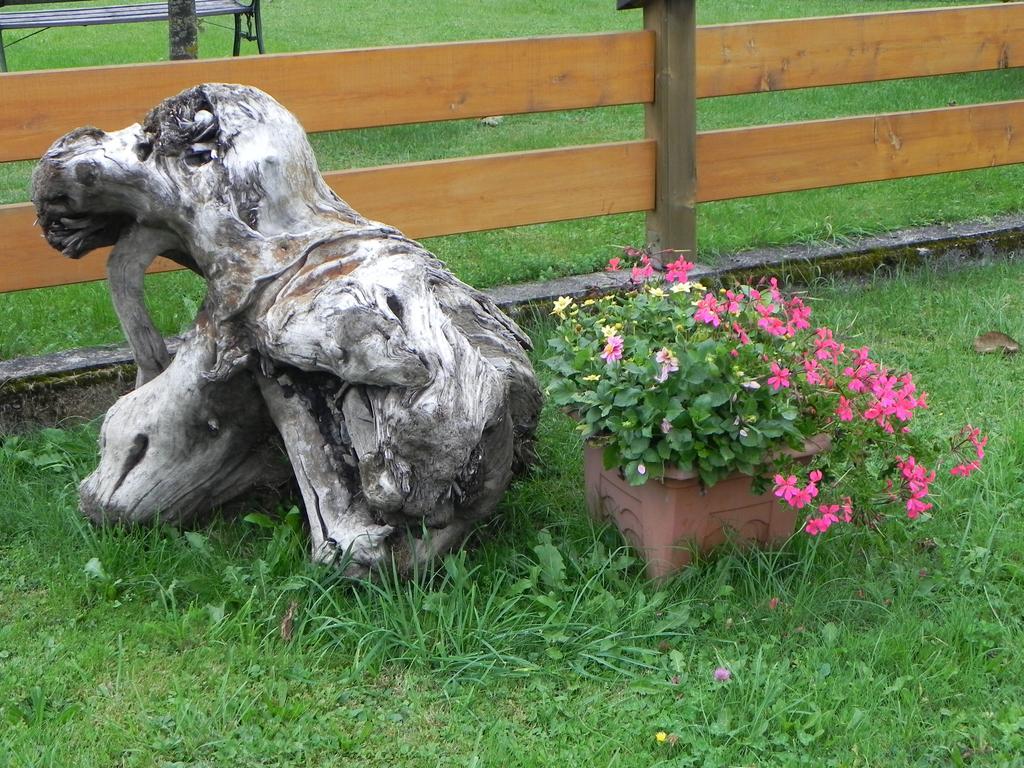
left=31, top=84, right=541, bottom=576
left=169, top=0, right=199, bottom=60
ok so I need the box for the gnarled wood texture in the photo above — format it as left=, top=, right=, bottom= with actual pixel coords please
left=32, top=84, right=541, bottom=576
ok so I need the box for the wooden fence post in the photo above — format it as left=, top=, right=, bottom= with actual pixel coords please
left=619, top=0, right=697, bottom=262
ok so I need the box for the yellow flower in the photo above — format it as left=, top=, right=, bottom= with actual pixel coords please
left=648, top=286, right=666, bottom=298
left=583, top=298, right=596, bottom=306
left=601, top=324, right=617, bottom=339
left=670, top=281, right=705, bottom=294
left=655, top=731, right=668, bottom=744
left=582, top=374, right=601, bottom=382
left=551, top=296, right=573, bottom=318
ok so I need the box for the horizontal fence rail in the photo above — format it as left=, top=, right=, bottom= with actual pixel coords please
left=696, top=3, right=1024, bottom=97
left=696, top=100, right=1024, bottom=202
left=6, top=3, right=1023, bottom=162
left=0, top=32, right=654, bottom=163
left=0, top=141, right=656, bottom=292
left=2, top=3, right=1024, bottom=293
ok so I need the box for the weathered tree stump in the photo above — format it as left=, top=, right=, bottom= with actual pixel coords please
left=32, top=84, right=542, bottom=576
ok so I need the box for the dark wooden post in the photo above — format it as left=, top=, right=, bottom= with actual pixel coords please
left=618, top=0, right=697, bottom=262
left=169, top=0, right=199, bottom=60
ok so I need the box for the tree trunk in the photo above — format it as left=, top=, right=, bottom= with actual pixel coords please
left=31, top=84, right=542, bottom=577
left=169, top=0, right=198, bottom=60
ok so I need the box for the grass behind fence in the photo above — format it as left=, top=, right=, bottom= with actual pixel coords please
left=2, top=261, right=1023, bottom=765
left=2, top=0, right=1024, bottom=357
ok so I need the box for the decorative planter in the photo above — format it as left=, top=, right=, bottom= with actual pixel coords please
left=583, top=435, right=830, bottom=579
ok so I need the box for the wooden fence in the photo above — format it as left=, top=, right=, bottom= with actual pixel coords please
left=1, top=1, right=1023, bottom=293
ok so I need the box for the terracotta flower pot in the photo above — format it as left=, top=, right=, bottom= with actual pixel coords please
left=583, top=435, right=830, bottom=579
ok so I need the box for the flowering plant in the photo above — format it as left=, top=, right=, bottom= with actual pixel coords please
left=543, top=247, right=986, bottom=536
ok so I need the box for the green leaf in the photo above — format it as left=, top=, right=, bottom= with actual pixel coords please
left=602, top=444, right=622, bottom=470
left=685, top=364, right=709, bottom=386
left=83, top=557, right=107, bottom=581
left=688, top=405, right=711, bottom=425
left=542, top=355, right=574, bottom=377
left=242, top=513, right=276, bottom=529
left=206, top=603, right=227, bottom=625
left=628, top=436, right=650, bottom=456
left=184, top=531, right=209, bottom=553
left=692, top=393, right=715, bottom=410
left=533, top=530, right=566, bottom=591
left=705, top=386, right=732, bottom=407
left=613, top=388, right=640, bottom=408
left=739, top=430, right=761, bottom=447
left=779, top=405, right=799, bottom=421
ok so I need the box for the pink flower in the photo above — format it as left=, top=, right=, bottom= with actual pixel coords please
left=814, top=328, right=844, bottom=363
left=773, top=474, right=799, bottom=502
left=665, top=256, right=694, bottom=283
left=786, top=297, right=812, bottom=330
left=949, top=426, right=987, bottom=472
left=695, top=294, right=722, bottom=327
left=896, top=455, right=935, bottom=519
left=805, top=503, right=842, bottom=535
left=637, top=463, right=647, bottom=476
left=840, top=497, right=854, bottom=523
left=906, top=497, right=933, bottom=519
left=804, top=518, right=829, bottom=535
left=768, top=597, right=780, bottom=610
left=630, top=254, right=654, bottom=284
left=655, top=350, right=679, bottom=368
left=803, top=358, right=823, bottom=385
left=713, top=667, right=731, bottom=682
left=601, top=335, right=624, bottom=363
left=788, top=485, right=816, bottom=509
left=776, top=471, right=820, bottom=510
left=804, top=497, right=852, bottom=535
left=731, top=322, right=751, bottom=346
left=767, top=362, right=791, bottom=391
left=964, top=426, right=988, bottom=460
left=758, top=315, right=788, bottom=337
left=660, top=419, right=673, bottom=434
left=654, top=348, right=680, bottom=382
left=836, top=395, right=854, bottom=422
left=950, top=462, right=980, bottom=477
left=606, top=257, right=621, bottom=271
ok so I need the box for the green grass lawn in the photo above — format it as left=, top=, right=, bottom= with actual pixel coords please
left=3, top=261, right=1024, bottom=765
left=2, top=0, right=1024, bottom=356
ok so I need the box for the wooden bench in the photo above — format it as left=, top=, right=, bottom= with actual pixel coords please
left=0, top=0, right=263, bottom=72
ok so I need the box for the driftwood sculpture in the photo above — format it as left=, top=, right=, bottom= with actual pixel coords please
left=31, top=84, right=541, bottom=576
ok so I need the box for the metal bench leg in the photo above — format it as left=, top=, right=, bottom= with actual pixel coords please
left=0, top=30, right=8, bottom=73
left=254, top=2, right=264, bottom=54
left=233, top=13, right=241, bottom=56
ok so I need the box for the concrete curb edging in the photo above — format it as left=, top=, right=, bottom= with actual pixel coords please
left=3, top=213, right=1023, bottom=433
left=488, top=212, right=1024, bottom=310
